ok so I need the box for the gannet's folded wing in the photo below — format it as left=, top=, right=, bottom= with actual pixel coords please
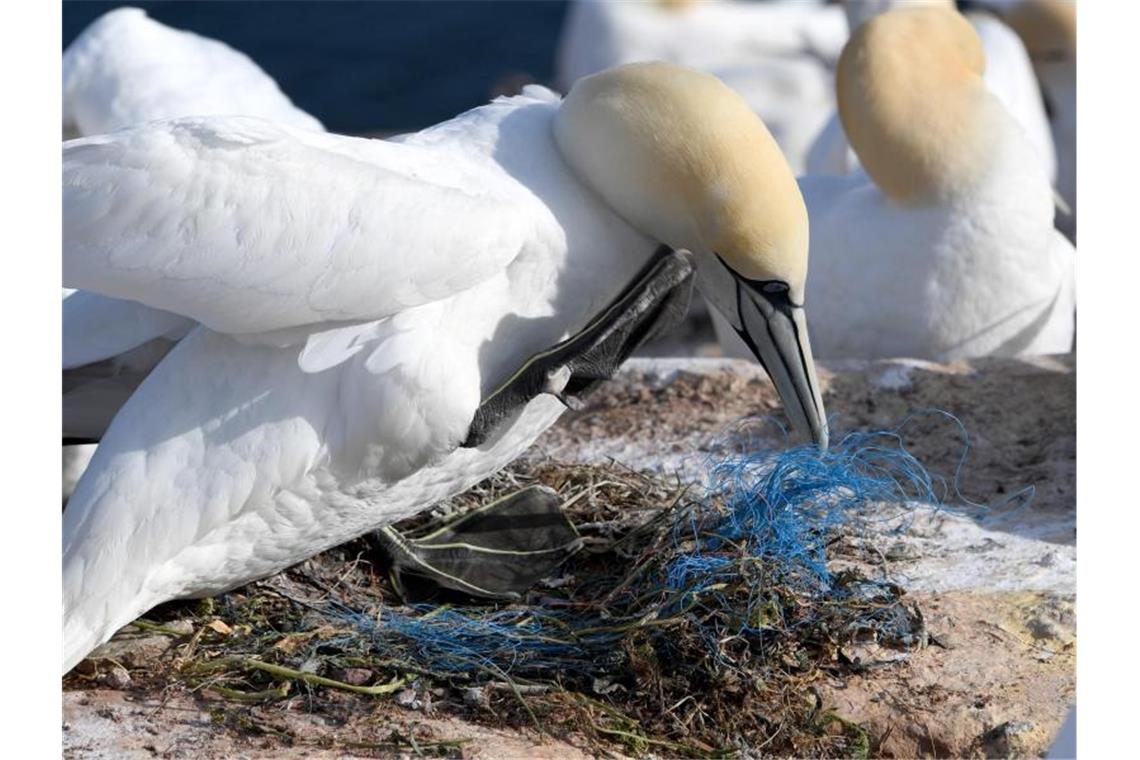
left=63, top=290, right=192, bottom=369
left=64, top=7, right=323, bottom=135
left=63, top=116, right=530, bottom=336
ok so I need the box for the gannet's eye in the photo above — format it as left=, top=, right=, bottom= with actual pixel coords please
left=763, top=281, right=789, bottom=295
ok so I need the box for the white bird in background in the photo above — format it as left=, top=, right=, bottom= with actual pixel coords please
left=806, top=2, right=1057, bottom=188
left=62, top=7, right=325, bottom=499
left=718, top=6, right=1073, bottom=361
left=62, top=63, right=829, bottom=672
left=803, top=7, right=1073, bottom=360
left=63, top=6, right=322, bottom=138
left=555, top=0, right=849, bottom=173
left=987, top=0, right=1076, bottom=241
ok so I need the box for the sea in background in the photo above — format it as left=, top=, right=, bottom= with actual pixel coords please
left=63, top=1, right=571, bottom=134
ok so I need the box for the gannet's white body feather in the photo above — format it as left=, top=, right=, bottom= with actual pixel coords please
left=63, top=7, right=322, bottom=137
left=978, top=0, right=1076, bottom=240
left=967, top=12, right=1056, bottom=182
left=799, top=156, right=1074, bottom=360
left=62, top=7, right=325, bottom=495
left=63, top=90, right=656, bottom=671
left=555, top=0, right=848, bottom=173
left=805, top=12, right=1056, bottom=180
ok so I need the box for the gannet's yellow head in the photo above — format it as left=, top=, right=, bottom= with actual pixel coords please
left=554, top=62, right=827, bottom=447
left=1004, top=0, right=1076, bottom=62
left=837, top=6, right=994, bottom=204
left=554, top=62, right=809, bottom=298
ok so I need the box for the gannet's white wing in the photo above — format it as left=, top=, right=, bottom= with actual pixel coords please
left=63, top=289, right=192, bottom=369
left=63, top=7, right=322, bottom=136
left=63, top=116, right=532, bottom=338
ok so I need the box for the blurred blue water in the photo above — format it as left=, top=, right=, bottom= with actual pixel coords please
left=62, top=1, right=570, bottom=134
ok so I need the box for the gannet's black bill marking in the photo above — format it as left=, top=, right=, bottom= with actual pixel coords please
left=374, top=485, right=581, bottom=601
left=464, top=246, right=695, bottom=448
left=729, top=274, right=828, bottom=449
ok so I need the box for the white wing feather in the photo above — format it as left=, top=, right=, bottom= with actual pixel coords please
left=63, top=7, right=323, bottom=135
left=63, top=289, right=192, bottom=369
left=63, top=116, right=532, bottom=336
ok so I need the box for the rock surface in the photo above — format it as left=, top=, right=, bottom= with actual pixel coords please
left=63, top=355, right=1075, bottom=758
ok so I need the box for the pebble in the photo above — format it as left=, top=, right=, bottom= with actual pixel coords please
left=100, top=664, right=131, bottom=690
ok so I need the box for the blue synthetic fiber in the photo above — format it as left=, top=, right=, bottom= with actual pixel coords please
left=327, top=411, right=1020, bottom=677
left=668, top=421, right=941, bottom=594
left=330, top=603, right=589, bottom=675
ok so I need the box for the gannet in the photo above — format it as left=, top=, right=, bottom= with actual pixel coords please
left=62, top=7, right=323, bottom=498
left=805, top=2, right=1057, bottom=188
left=988, top=0, right=1076, bottom=241
left=719, top=6, right=1074, bottom=361
left=62, top=62, right=828, bottom=672
left=555, top=0, right=849, bottom=173
left=63, top=6, right=322, bottom=138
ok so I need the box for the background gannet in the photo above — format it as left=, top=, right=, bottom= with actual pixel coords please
left=555, top=0, right=849, bottom=173
left=62, top=62, right=827, bottom=672
left=986, top=0, right=1076, bottom=241
left=63, top=6, right=322, bottom=138
left=720, top=6, right=1073, bottom=361
left=805, top=2, right=1057, bottom=188
left=62, top=7, right=325, bottom=499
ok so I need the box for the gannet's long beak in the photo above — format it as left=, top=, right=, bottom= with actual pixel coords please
left=728, top=273, right=829, bottom=450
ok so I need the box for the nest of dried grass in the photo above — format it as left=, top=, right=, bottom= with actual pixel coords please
left=67, top=429, right=940, bottom=758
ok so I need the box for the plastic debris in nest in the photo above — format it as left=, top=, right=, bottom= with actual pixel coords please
left=146, top=413, right=1006, bottom=756
left=335, top=422, right=941, bottom=676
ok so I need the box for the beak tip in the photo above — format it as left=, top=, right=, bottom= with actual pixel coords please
left=815, top=425, right=829, bottom=452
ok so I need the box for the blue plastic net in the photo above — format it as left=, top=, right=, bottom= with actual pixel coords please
left=323, top=413, right=998, bottom=680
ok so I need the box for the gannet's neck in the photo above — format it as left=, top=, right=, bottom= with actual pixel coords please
left=837, top=8, right=1000, bottom=206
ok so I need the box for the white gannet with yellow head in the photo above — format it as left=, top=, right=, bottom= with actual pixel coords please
left=62, top=62, right=827, bottom=671
left=736, top=6, right=1072, bottom=361
left=810, top=6, right=1073, bottom=359
left=806, top=0, right=1057, bottom=189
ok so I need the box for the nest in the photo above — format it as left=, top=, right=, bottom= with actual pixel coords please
left=67, top=427, right=946, bottom=758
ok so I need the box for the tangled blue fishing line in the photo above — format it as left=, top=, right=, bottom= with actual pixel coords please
left=329, top=410, right=1030, bottom=679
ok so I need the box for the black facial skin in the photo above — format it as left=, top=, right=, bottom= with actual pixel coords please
left=715, top=252, right=824, bottom=446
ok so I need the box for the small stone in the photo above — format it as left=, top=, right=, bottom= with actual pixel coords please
left=88, top=635, right=173, bottom=668
left=884, top=542, right=920, bottom=561
left=167, top=619, right=195, bottom=635
left=981, top=720, right=1036, bottom=757
left=396, top=688, right=422, bottom=710
left=334, top=668, right=373, bottom=686
left=101, top=664, right=132, bottom=690
left=463, top=686, right=486, bottom=707
left=1026, top=616, right=1063, bottom=642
